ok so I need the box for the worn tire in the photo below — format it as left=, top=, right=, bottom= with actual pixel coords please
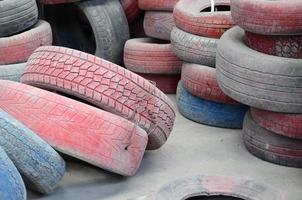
left=243, top=111, right=302, bottom=168
left=177, top=81, right=248, bottom=129
left=174, top=0, right=233, bottom=38
left=138, top=0, right=178, bottom=11
left=231, top=0, right=302, bottom=35
left=0, top=110, right=65, bottom=194
left=0, top=20, right=52, bottom=65
left=22, top=46, right=176, bottom=150
left=121, top=0, right=141, bottom=23
left=171, top=27, right=218, bottom=67
left=38, top=0, right=80, bottom=4
left=0, top=63, right=27, bottom=82
left=124, top=38, right=182, bottom=74
left=216, top=27, right=302, bottom=113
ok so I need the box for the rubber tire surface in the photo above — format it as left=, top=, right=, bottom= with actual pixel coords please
left=0, top=147, right=26, bottom=200
left=182, top=63, right=237, bottom=104
left=216, top=27, right=302, bottom=113
left=22, top=46, right=175, bottom=150
left=38, top=0, right=80, bottom=4
left=124, top=38, right=182, bottom=74
left=144, top=11, right=175, bottom=41
left=231, top=0, right=302, bottom=35
left=171, top=27, right=218, bottom=67
left=174, top=0, right=233, bottom=38
left=243, top=111, right=302, bottom=168
left=176, top=81, right=248, bottom=129
left=0, top=20, right=52, bottom=65
left=138, top=0, right=178, bottom=11
left=251, top=108, right=302, bottom=140
left=0, top=110, right=65, bottom=194
left=245, top=32, right=302, bottom=59
left=0, top=63, right=27, bottom=82
left=121, top=0, right=141, bottom=23
left=0, top=0, right=38, bottom=37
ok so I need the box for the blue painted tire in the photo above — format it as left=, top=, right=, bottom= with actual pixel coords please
left=0, top=146, right=26, bottom=200
left=176, top=81, right=248, bottom=129
left=0, top=110, right=65, bottom=194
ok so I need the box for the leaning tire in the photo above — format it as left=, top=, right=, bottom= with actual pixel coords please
left=0, top=63, right=27, bottom=82
left=138, top=0, right=178, bottom=11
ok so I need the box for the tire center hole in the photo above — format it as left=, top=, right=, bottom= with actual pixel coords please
left=186, top=195, right=244, bottom=200
left=201, top=5, right=230, bottom=12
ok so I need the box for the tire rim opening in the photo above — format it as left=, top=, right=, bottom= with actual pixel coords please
left=201, top=5, right=230, bottom=12
left=186, top=196, right=244, bottom=200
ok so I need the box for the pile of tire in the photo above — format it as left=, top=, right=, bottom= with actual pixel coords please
left=216, top=0, right=302, bottom=167
left=172, top=0, right=248, bottom=128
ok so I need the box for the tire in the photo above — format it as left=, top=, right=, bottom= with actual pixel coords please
left=0, top=20, right=52, bottom=65
left=231, top=0, right=302, bottom=35
left=0, top=110, right=65, bottom=194
left=121, top=0, right=142, bottom=23
left=124, top=38, right=182, bottom=74
left=0, top=80, right=148, bottom=176
left=0, top=147, right=26, bottom=200
left=22, top=46, right=175, bottom=150
left=138, top=0, right=178, bottom=11
left=243, top=111, right=302, bottom=168
left=0, top=63, right=27, bottom=82
left=251, top=108, right=302, bottom=140
left=182, top=63, right=238, bottom=104
left=0, top=0, right=38, bottom=37
left=171, top=27, right=218, bottom=67
left=216, top=27, right=302, bottom=113
left=173, top=0, right=233, bottom=38
left=144, top=11, right=175, bottom=41
left=176, top=81, right=248, bottom=129
left=245, top=31, right=302, bottom=59
left=38, top=0, right=80, bottom=4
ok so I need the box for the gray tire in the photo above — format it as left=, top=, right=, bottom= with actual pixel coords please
left=0, top=63, right=27, bottom=82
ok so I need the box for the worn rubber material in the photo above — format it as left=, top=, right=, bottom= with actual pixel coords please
left=144, top=11, right=175, bottom=41
left=121, top=0, right=141, bottom=23
left=124, top=38, right=182, bottom=74
left=174, top=0, right=233, bottom=38
left=38, top=0, right=79, bottom=4
left=22, top=46, right=175, bottom=150
left=0, top=80, right=148, bottom=176
left=0, top=20, right=52, bottom=65
left=182, top=63, right=237, bottom=104
left=243, top=111, right=302, bottom=168
left=138, top=0, right=178, bottom=11
left=245, top=32, right=302, bottom=59
left=231, top=0, right=302, bottom=35
left=0, top=110, right=65, bottom=194
left=0, top=63, right=27, bottom=82
left=216, top=27, right=302, bottom=113
left=0, top=147, right=26, bottom=200
left=251, top=108, right=302, bottom=140
left=171, top=27, right=218, bottom=67
left=177, top=81, right=248, bottom=129
left=0, top=0, right=38, bottom=37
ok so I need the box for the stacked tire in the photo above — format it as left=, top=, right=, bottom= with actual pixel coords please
left=216, top=0, right=302, bottom=167
left=172, top=0, right=248, bottom=128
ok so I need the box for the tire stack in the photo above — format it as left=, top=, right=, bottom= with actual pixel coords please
left=172, top=0, right=248, bottom=128
left=216, top=0, right=302, bottom=167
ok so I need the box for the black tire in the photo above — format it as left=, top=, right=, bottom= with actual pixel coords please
left=0, top=63, right=27, bottom=82
left=0, top=0, right=38, bottom=37
left=216, top=26, right=302, bottom=113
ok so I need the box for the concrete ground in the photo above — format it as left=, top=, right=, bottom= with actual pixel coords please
left=28, top=95, right=302, bottom=200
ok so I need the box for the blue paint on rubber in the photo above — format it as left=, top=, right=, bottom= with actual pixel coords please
left=176, top=81, right=248, bottom=129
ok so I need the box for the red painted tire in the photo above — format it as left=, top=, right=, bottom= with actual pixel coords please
left=0, top=20, right=52, bottom=65
left=245, top=32, right=302, bottom=59
left=231, top=0, right=302, bottom=35
left=174, top=0, right=234, bottom=38
left=251, top=108, right=302, bottom=140
left=121, top=0, right=142, bottom=23
left=138, top=0, right=178, bottom=11
left=182, top=63, right=238, bottom=104
left=38, top=0, right=79, bottom=4
left=0, top=81, right=148, bottom=176
left=124, top=38, right=182, bottom=74
left=22, top=46, right=176, bottom=150
left=144, top=11, right=175, bottom=41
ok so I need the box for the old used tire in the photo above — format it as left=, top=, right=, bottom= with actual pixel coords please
left=124, top=38, right=182, bottom=74
left=38, top=0, right=80, bottom=4
left=0, top=80, right=148, bottom=176
left=144, top=11, right=175, bottom=41
left=171, top=27, right=218, bottom=67
left=0, top=63, right=27, bottom=82
left=243, top=111, right=302, bottom=168
left=22, top=46, right=175, bottom=150
left=174, top=0, right=233, bottom=38
left=0, top=110, right=65, bottom=194
left=0, top=0, right=38, bottom=37
left=216, top=27, right=302, bottom=113
left=231, top=0, right=302, bottom=35
left=0, top=20, right=52, bottom=65
left=245, top=32, right=302, bottom=59
left=138, top=0, right=178, bottom=11
left=121, top=0, right=141, bottom=23
left=182, top=63, right=237, bottom=104
left=177, top=81, right=248, bottom=129
left=251, top=108, right=302, bottom=140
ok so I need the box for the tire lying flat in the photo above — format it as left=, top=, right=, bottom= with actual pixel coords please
left=138, top=0, right=178, bottom=11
